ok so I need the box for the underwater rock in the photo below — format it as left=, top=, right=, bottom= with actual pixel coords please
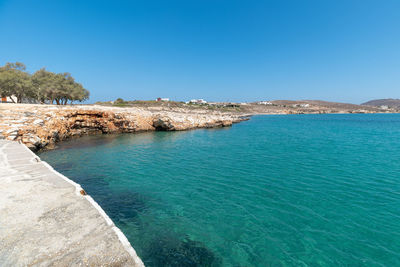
left=145, top=235, right=222, bottom=267
left=99, top=191, right=149, bottom=223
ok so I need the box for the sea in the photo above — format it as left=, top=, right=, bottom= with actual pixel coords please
left=39, top=114, right=400, bottom=266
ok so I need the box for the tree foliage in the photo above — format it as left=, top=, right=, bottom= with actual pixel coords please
left=0, top=62, right=89, bottom=104
left=0, top=62, right=34, bottom=103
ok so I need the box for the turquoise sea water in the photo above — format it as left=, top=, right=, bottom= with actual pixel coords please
left=39, top=114, right=400, bottom=266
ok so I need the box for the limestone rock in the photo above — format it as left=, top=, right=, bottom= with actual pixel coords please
left=153, top=117, right=175, bottom=131
left=7, top=135, right=17, bottom=141
left=0, top=104, right=246, bottom=151
left=33, top=119, right=44, bottom=125
left=6, top=128, right=19, bottom=135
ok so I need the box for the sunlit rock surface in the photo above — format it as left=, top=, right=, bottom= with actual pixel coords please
left=0, top=104, right=248, bottom=150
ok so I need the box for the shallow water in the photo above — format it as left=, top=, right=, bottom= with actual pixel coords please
left=39, top=114, right=400, bottom=266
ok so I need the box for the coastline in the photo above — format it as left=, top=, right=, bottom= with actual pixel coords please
left=0, top=103, right=397, bottom=265
left=1, top=102, right=395, bottom=151
left=0, top=104, right=249, bottom=265
left=0, top=103, right=249, bottom=151
left=0, top=140, right=144, bottom=266
left=34, top=113, right=400, bottom=266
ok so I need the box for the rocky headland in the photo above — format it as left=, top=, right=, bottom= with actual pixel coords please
left=0, top=104, right=248, bottom=151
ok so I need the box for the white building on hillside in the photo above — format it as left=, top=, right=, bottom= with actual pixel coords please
left=187, top=99, right=207, bottom=104
left=1, top=95, right=41, bottom=104
left=1, top=95, right=18, bottom=103
left=258, top=101, right=272, bottom=105
left=156, top=98, right=170, bottom=102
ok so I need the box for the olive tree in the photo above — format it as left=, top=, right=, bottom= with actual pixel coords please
left=0, top=62, right=89, bottom=104
left=0, top=62, right=34, bottom=103
left=32, top=68, right=89, bottom=104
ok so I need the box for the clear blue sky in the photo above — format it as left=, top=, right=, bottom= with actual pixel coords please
left=1, top=0, right=399, bottom=104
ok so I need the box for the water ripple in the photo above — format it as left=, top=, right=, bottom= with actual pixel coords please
left=40, top=114, right=400, bottom=266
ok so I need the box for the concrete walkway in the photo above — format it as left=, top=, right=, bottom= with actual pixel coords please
left=0, top=140, right=144, bottom=266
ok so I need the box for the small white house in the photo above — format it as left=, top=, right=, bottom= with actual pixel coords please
left=1, top=95, right=18, bottom=103
left=156, top=98, right=170, bottom=102
left=188, top=99, right=207, bottom=104
left=258, top=101, right=272, bottom=105
left=380, top=105, right=389, bottom=110
left=300, top=103, right=310, bottom=108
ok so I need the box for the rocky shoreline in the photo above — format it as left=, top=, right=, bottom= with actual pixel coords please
left=0, top=104, right=248, bottom=151
left=2, top=101, right=392, bottom=151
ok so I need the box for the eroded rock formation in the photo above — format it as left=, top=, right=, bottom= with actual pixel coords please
left=0, top=104, right=248, bottom=151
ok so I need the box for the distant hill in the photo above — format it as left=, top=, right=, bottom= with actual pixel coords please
left=362, top=99, right=400, bottom=108
left=243, top=99, right=393, bottom=114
